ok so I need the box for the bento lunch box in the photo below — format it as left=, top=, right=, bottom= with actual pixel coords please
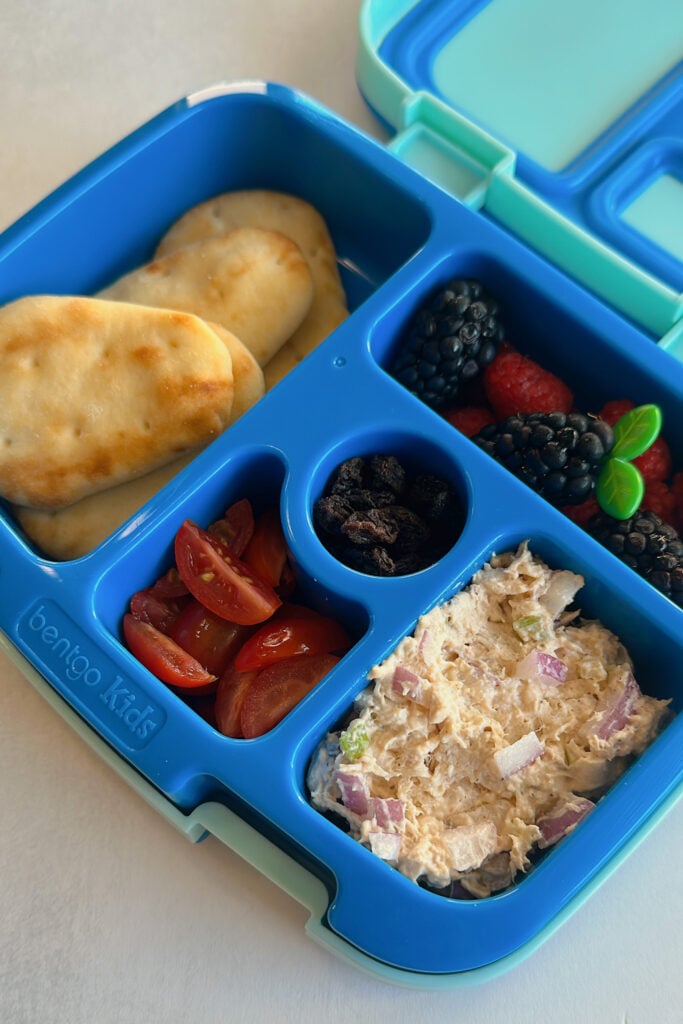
left=1, top=0, right=682, bottom=988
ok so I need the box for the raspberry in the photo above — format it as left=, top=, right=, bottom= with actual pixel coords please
left=443, top=404, right=495, bottom=437
left=599, top=399, right=672, bottom=483
left=642, top=481, right=677, bottom=528
left=561, top=496, right=600, bottom=528
left=483, top=349, right=573, bottom=420
left=598, top=399, right=633, bottom=425
left=635, top=439, right=672, bottom=484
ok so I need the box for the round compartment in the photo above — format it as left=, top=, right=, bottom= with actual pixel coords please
left=307, top=429, right=469, bottom=578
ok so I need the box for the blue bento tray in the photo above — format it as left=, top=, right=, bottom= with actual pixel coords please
left=0, top=0, right=682, bottom=987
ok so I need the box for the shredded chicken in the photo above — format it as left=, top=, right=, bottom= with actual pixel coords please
left=308, top=543, right=670, bottom=896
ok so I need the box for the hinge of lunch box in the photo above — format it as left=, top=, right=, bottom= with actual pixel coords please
left=388, top=90, right=516, bottom=210
left=390, top=91, right=683, bottom=341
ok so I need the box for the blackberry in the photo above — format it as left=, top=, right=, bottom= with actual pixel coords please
left=391, top=278, right=504, bottom=410
left=588, top=508, right=683, bottom=607
left=473, top=411, right=614, bottom=506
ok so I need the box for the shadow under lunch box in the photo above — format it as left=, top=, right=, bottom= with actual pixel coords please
left=1, top=0, right=682, bottom=988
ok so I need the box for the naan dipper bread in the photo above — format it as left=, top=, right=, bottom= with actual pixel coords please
left=13, top=452, right=197, bottom=561
left=155, top=190, right=348, bottom=388
left=205, top=321, right=265, bottom=420
left=0, top=295, right=236, bottom=510
left=13, top=322, right=265, bottom=560
left=99, top=226, right=314, bottom=368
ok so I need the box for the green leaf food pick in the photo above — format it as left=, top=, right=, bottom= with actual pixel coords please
left=611, top=404, right=662, bottom=461
left=596, top=404, right=661, bottom=520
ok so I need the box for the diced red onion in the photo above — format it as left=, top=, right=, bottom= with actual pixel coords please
left=595, top=671, right=641, bottom=739
left=537, top=797, right=595, bottom=849
left=368, top=831, right=402, bottom=862
left=494, top=731, right=545, bottom=778
left=516, top=649, right=568, bottom=684
left=335, top=771, right=369, bottom=816
left=418, top=629, right=429, bottom=653
left=392, top=665, right=423, bottom=701
left=368, top=797, right=404, bottom=829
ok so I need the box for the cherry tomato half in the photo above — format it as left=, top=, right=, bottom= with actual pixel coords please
left=129, top=587, right=189, bottom=634
left=214, top=663, right=259, bottom=738
left=242, top=508, right=289, bottom=589
left=208, top=497, right=255, bottom=557
left=123, top=614, right=217, bottom=694
left=169, top=599, right=254, bottom=676
left=240, top=653, right=340, bottom=739
left=234, top=608, right=350, bottom=672
left=174, top=520, right=282, bottom=626
left=148, top=566, right=189, bottom=599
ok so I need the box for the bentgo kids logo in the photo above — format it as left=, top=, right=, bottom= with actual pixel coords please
left=20, top=601, right=165, bottom=748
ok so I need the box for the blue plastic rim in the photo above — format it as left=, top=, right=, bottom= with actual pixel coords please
left=0, top=81, right=682, bottom=977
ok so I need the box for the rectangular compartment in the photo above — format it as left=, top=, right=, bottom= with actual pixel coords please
left=299, top=523, right=682, bottom=974
left=0, top=84, right=432, bottom=320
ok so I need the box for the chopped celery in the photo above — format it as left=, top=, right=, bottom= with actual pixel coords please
left=340, top=719, right=369, bottom=760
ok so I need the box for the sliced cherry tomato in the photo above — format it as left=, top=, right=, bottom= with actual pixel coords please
left=242, top=508, right=289, bottom=589
left=174, top=520, right=282, bottom=626
left=123, top=614, right=217, bottom=694
left=149, top=566, right=189, bottom=600
left=234, top=608, right=351, bottom=671
left=129, top=587, right=189, bottom=634
left=240, top=653, right=340, bottom=739
left=214, top=663, right=259, bottom=738
left=277, top=558, right=297, bottom=599
left=208, top=498, right=255, bottom=556
left=169, top=599, right=254, bottom=676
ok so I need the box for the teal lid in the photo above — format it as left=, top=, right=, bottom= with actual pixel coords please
left=357, top=0, right=683, bottom=347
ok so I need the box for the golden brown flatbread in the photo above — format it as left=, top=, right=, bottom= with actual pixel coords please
left=100, top=226, right=314, bottom=368
left=0, top=295, right=236, bottom=510
left=154, top=191, right=348, bottom=388
left=14, top=452, right=198, bottom=560
left=13, top=321, right=265, bottom=560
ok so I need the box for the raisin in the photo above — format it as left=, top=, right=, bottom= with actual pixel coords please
left=344, top=545, right=397, bottom=576
left=343, top=487, right=396, bottom=511
left=313, top=495, right=354, bottom=536
left=314, top=452, right=463, bottom=576
left=407, top=474, right=457, bottom=522
left=367, top=454, right=407, bottom=496
left=330, top=457, right=365, bottom=495
left=386, top=506, right=430, bottom=552
left=341, top=509, right=400, bottom=547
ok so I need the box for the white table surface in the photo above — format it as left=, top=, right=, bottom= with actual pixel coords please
left=0, top=2, right=681, bottom=1022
